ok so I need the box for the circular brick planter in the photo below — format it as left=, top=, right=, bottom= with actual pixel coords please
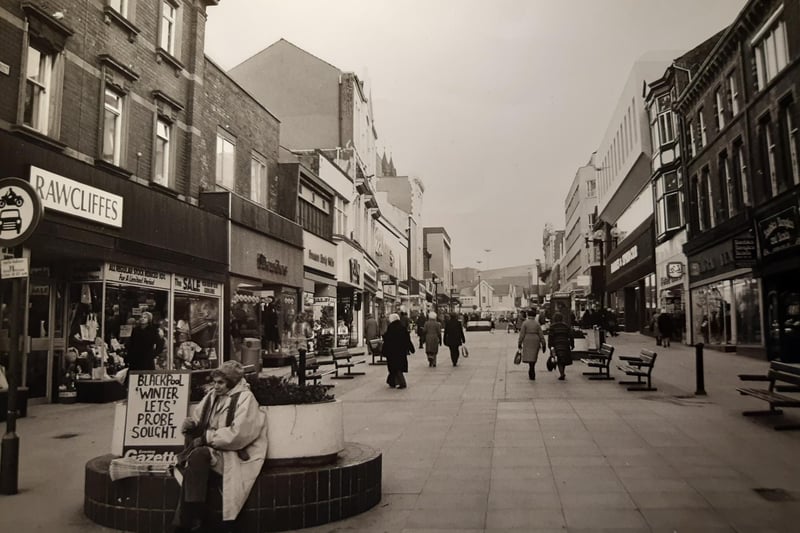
left=84, top=443, right=381, bottom=532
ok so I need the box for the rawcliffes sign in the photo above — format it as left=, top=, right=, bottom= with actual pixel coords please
left=122, top=371, right=190, bottom=460
left=30, top=166, right=123, bottom=228
left=758, top=207, right=800, bottom=257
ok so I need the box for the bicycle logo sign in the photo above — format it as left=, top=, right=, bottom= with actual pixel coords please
left=0, top=178, right=43, bottom=247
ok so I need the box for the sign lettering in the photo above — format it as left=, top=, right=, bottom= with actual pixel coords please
left=173, top=275, right=222, bottom=297
left=30, top=166, right=123, bottom=228
left=106, top=263, right=171, bottom=289
left=610, top=246, right=638, bottom=274
left=257, top=253, right=288, bottom=276
left=123, top=372, right=190, bottom=457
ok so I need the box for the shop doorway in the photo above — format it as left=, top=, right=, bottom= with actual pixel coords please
left=765, top=274, right=800, bottom=363
left=25, top=277, right=65, bottom=403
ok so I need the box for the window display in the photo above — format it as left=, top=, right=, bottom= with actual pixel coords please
left=174, top=295, right=219, bottom=369
left=733, top=277, right=762, bottom=345
left=68, top=282, right=104, bottom=379
left=230, top=291, right=260, bottom=363
left=105, top=284, right=169, bottom=370
left=692, top=275, right=761, bottom=347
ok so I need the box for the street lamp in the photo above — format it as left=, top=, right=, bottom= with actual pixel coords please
left=431, top=272, right=439, bottom=314
left=584, top=227, right=619, bottom=310
left=535, top=259, right=541, bottom=306
left=476, top=260, right=483, bottom=313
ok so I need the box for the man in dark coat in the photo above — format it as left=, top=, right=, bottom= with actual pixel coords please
left=548, top=312, right=574, bottom=381
left=364, top=314, right=379, bottom=342
left=443, top=313, right=466, bottom=366
left=415, top=311, right=427, bottom=348
left=657, top=310, right=674, bottom=348
left=382, top=313, right=415, bottom=388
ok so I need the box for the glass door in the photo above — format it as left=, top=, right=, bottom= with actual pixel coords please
left=26, top=281, right=53, bottom=401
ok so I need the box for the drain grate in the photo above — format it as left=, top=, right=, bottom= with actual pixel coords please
left=753, top=488, right=795, bottom=502
left=53, top=433, right=80, bottom=439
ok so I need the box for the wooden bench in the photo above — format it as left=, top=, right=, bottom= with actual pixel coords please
left=737, top=361, right=800, bottom=430
left=367, top=338, right=386, bottom=365
left=617, top=349, right=658, bottom=391
left=738, top=370, right=800, bottom=393
left=330, top=347, right=366, bottom=379
left=581, top=343, right=615, bottom=380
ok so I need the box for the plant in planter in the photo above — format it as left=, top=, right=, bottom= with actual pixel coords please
left=249, top=375, right=334, bottom=406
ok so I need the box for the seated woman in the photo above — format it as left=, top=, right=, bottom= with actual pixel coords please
left=174, top=360, right=268, bottom=532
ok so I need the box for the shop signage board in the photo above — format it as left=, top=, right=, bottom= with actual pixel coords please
left=173, top=275, right=222, bottom=297
left=304, top=231, right=337, bottom=276
left=30, top=166, right=123, bottom=228
left=732, top=237, right=757, bottom=266
left=0, top=177, right=44, bottom=248
left=105, top=263, right=171, bottom=289
left=758, top=207, right=799, bottom=257
left=349, top=258, right=361, bottom=285
left=122, top=371, right=191, bottom=460
left=610, top=245, right=638, bottom=274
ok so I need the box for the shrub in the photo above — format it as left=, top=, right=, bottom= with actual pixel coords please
left=249, top=375, right=335, bottom=406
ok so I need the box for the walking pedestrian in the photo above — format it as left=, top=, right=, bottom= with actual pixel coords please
left=548, top=312, right=574, bottom=380
left=652, top=309, right=662, bottom=346
left=364, top=313, right=379, bottom=342
left=657, top=309, right=673, bottom=348
left=382, top=313, right=414, bottom=388
left=443, top=313, right=466, bottom=366
left=518, top=308, right=546, bottom=380
left=416, top=311, right=427, bottom=349
left=423, top=311, right=442, bottom=367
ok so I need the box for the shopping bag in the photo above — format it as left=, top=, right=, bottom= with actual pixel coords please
left=460, top=345, right=469, bottom=358
left=546, top=353, right=557, bottom=372
left=513, top=349, right=522, bottom=365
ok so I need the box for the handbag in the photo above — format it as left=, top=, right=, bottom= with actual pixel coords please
left=513, top=348, right=522, bottom=365
left=546, top=353, right=556, bottom=372
left=460, top=345, right=469, bottom=358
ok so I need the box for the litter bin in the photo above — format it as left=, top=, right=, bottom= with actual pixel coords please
left=242, top=337, right=262, bottom=373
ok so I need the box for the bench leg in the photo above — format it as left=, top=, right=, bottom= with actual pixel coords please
left=331, top=374, right=354, bottom=380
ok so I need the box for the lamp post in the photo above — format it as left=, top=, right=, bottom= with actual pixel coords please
left=535, top=259, right=541, bottom=307
left=584, top=228, right=618, bottom=311
left=431, top=273, right=439, bottom=315
left=476, top=260, right=483, bottom=313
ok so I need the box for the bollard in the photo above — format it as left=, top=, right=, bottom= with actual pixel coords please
left=695, top=343, right=706, bottom=396
left=298, top=349, right=307, bottom=387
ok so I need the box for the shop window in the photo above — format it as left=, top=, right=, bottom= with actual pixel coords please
left=102, top=87, right=124, bottom=166
left=104, top=284, right=169, bottom=370
left=752, top=9, right=788, bottom=91
left=68, top=283, right=105, bottom=379
left=733, top=277, right=762, bottom=345
left=173, top=294, right=220, bottom=370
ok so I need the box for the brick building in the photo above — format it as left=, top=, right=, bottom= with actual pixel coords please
left=0, top=0, right=303, bottom=401
left=677, top=0, right=799, bottom=361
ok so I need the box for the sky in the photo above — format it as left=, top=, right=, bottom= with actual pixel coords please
left=204, top=0, right=747, bottom=271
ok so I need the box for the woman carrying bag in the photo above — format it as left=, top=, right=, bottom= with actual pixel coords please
left=423, top=312, right=442, bottom=367
left=518, top=308, right=546, bottom=380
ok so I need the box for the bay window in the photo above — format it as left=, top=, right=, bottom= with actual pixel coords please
left=655, top=171, right=683, bottom=238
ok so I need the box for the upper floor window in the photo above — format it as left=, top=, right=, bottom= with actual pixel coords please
left=698, top=167, right=713, bottom=231
left=334, top=197, right=348, bottom=235
left=717, top=151, right=731, bottom=221
left=752, top=7, right=789, bottom=91
left=109, top=0, right=128, bottom=17
left=586, top=179, right=596, bottom=198
left=757, top=114, right=780, bottom=197
left=154, top=119, right=172, bottom=187
left=102, top=87, right=124, bottom=166
left=698, top=107, right=707, bottom=148
left=23, top=44, right=60, bottom=135
left=655, top=171, right=683, bottom=237
left=714, top=87, right=725, bottom=131
left=727, top=72, right=740, bottom=116
left=732, top=139, right=750, bottom=208
left=658, top=111, right=674, bottom=146
left=250, top=153, right=267, bottom=206
left=778, top=97, right=799, bottom=189
left=160, top=1, right=177, bottom=55
left=686, top=119, right=696, bottom=158
left=215, top=129, right=236, bottom=191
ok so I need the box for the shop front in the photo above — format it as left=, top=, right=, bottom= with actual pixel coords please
left=337, top=241, right=364, bottom=347
left=362, top=259, right=379, bottom=320
left=227, top=222, right=304, bottom=363
left=687, top=231, right=761, bottom=354
left=605, top=217, right=656, bottom=333
left=1, top=140, right=228, bottom=403
left=756, top=201, right=800, bottom=362
left=303, top=231, right=338, bottom=351
left=655, top=231, right=688, bottom=343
